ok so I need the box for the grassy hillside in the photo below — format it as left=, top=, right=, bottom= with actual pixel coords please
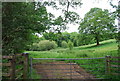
left=27, top=39, right=118, bottom=58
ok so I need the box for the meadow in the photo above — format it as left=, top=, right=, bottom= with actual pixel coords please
left=27, top=39, right=118, bottom=79
left=28, top=39, right=118, bottom=58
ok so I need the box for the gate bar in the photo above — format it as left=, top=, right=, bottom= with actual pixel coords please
left=33, top=57, right=105, bottom=60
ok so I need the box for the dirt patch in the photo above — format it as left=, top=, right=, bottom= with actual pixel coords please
left=33, top=61, right=95, bottom=79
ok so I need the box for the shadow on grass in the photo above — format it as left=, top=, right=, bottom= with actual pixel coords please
left=77, top=41, right=116, bottom=50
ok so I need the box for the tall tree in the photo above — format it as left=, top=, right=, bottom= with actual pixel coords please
left=118, top=1, right=120, bottom=56
left=2, top=2, right=49, bottom=55
left=78, top=8, right=116, bottom=45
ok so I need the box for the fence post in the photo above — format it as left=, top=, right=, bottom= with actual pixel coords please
left=105, top=55, right=111, bottom=76
left=23, top=53, right=29, bottom=79
left=10, top=55, right=15, bottom=79
left=30, top=57, right=33, bottom=79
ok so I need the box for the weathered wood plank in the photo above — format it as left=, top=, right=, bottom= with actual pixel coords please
left=33, top=57, right=105, bottom=60
left=2, top=56, right=12, bottom=59
left=0, top=63, right=2, bottom=66
left=111, top=65, right=120, bottom=68
left=23, top=53, right=29, bottom=79
left=2, top=73, right=10, bottom=77
left=1, top=63, right=11, bottom=66
left=111, top=68, right=119, bottom=71
left=105, top=56, right=111, bottom=75
left=111, top=73, right=120, bottom=75
left=15, top=54, right=23, bottom=57
left=111, top=57, right=120, bottom=59
left=10, top=55, right=15, bottom=79
left=110, top=60, right=120, bottom=63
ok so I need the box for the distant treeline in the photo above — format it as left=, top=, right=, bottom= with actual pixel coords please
left=29, top=31, right=117, bottom=49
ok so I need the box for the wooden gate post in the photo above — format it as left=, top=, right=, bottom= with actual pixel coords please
left=105, top=55, right=111, bottom=75
left=23, top=53, right=29, bottom=79
left=10, top=55, right=15, bottom=79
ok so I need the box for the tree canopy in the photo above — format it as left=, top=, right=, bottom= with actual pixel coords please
left=2, top=2, right=49, bottom=55
left=78, top=7, right=117, bottom=45
left=2, top=1, right=82, bottom=55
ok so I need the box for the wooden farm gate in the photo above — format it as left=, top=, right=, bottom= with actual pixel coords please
left=105, top=56, right=120, bottom=76
left=2, top=53, right=29, bottom=80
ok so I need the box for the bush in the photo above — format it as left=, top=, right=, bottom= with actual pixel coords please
left=61, top=41, right=68, bottom=48
left=31, top=43, right=39, bottom=51
left=68, top=41, right=74, bottom=50
left=30, top=40, right=57, bottom=51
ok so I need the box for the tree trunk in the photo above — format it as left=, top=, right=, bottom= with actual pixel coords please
left=95, top=35, right=100, bottom=46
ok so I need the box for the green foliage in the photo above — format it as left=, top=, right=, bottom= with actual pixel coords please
left=43, top=32, right=78, bottom=47
left=39, top=37, right=45, bottom=41
left=43, top=30, right=116, bottom=48
left=79, top=7, right=116, bottom=45
left=2, top=1, right=82, bottom=55
left=61, top=41, right=68, bottom=48
left=30, top=40, right=57, bottom=51
left=2, top=2, right=49, bottom=55
left=30, top=43, right=39, bottom=51
left=68, top=41, right=74, bottom=50
left=68, top=32, right=78, bottom=46
left=76, top=34, right=95, bottom=46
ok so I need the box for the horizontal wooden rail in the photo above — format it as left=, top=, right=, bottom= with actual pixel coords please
left=36, top=68, right=104, bottom=71
left=1, top=63, right=11, bottom=66
left=2, top=73, right=10, bottom=77
left=2, top=56, right=12, bottom=59
left=111, top=64, right=120, bottom=68
left=111, top=57, right=120, bottom=59
left=33, top=63, right=104, bottom=65
left=110, top=68, right=119, bottom=71
left=37, top=71, right=81, bottom=74
left=33, top=57, right=105, bottom=60
left=111, top=73, right=120, bottom=75
left=15, top=54, right=23, bottom=57
left=110, top=60, right=120, bottom=63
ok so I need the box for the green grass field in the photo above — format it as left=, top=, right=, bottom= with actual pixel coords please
left=27, top=39, right=119, bottom=79
left=27, top=39, right=118, bottom=58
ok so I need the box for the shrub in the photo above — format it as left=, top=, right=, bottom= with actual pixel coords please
left=61, top=41, right=68, bottom=48
left=31, top=40, right=57, bottom=51
left=68, top=41, right=74, bottom=50
left=32, top=43, right=39, bottom=51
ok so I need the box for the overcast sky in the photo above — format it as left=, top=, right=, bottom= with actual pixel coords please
left=46, top=0, right=118, bottom=33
